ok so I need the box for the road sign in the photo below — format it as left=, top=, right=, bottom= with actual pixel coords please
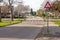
left=44, top=1, right=51, bottom=8
left=44, top=1, right=52, bottom=34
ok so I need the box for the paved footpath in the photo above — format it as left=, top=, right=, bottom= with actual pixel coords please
left=36, top=19, right=60, bottom=40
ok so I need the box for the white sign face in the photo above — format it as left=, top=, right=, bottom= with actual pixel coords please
left=45, top=3, right=50, bottom=7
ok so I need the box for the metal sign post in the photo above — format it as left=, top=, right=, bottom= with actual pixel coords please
left=46, top=12, right=49, bottom=34
left=44, top=1, right=52, bottom=34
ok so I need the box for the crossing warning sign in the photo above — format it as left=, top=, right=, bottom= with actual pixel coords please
left=44, top=1, right=52, bottom=8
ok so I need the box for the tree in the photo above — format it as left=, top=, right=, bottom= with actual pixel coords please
left=0, top=0, right=3, bottom=22
left=36, top=9, right=45, bottom=17
left=30, top=8, right=34, bottom=15
left=0, top=6, right=1, bottom=22
left=33, top=11, right=36, bottom=16
left=15, top=4, right=30, bottom=17
left=50, top=1, right=60, bottom=12
left=1, top=5, right=9, bottom=13
left=50, top=1, right=60, bottom=18
left=8, top=0, right=14, bottom=21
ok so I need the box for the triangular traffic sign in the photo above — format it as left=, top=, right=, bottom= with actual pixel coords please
left=44, top=1, right=52, bottom=8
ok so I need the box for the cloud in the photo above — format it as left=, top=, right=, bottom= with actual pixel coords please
left=23, top=0, right=44, bottom=11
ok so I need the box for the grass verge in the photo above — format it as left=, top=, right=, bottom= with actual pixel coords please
left=0, top=20, right=22, bottom=27
left=52, top=20, right=60, bottom=26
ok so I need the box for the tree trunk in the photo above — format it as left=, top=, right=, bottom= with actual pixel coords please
left=8, top=0, right=14, bottom=21
left=0, top=6, right=2, bottom=22
left=11, top=6, right=13, bottom=21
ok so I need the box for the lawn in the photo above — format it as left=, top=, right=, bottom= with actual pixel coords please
left=0, top=20, right=22, bottom=27
left=52, top=20, right=60, bottom=26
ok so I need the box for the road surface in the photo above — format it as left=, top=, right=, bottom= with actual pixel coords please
left=0, top=16, right=44, bottom=40
left=0, top=16, right=60, bottom=40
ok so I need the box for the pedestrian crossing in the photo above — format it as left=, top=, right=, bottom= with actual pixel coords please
left=21, top=20, right=44, bottom=25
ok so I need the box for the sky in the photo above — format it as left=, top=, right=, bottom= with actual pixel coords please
left=4, top=0, right=55, bottom=11
left=23, top=0, right=55, bottom=11
left=41, top=0, right=54, bottom=8
left=23, top=0, right=44, bottom=11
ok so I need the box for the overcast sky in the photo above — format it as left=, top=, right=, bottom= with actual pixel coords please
left=23, top=0, right=55, bottom=11
left=4, top=0, right=55, bottom=11
left=23, top=0, right=44, bottom=11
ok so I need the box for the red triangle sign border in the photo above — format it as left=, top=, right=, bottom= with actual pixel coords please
left=44, top=1, right=52, bottom=8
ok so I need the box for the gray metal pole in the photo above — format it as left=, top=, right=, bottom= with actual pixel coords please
left=47, top=16, right=49, bottom=34
left=46, top=8, right=50, bottom=34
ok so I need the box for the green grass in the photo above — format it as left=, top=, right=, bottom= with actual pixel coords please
left=0, top=20, right=22, bottom=27
left=52, top=20, right=60, bottom=26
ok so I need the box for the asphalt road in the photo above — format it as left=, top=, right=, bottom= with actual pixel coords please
left=0, top=16, right=44, bottom=40
left=1, top=16, right=60, bottom=40
left=0, top=26, right=42, bottom=40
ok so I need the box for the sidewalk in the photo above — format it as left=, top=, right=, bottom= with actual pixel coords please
left=44, top=19, right=60, bottom=36
left=36, top=19, right=60, bottom=40
left=48, top=22, right=60, bottom=36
